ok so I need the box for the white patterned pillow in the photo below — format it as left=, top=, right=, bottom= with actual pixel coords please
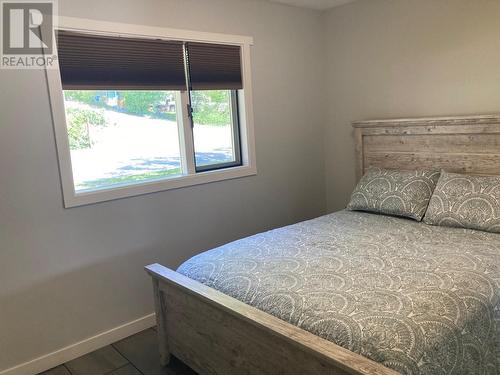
left=347, top=167, right=440, bottom=221
left=423, top=171, right=500, bottom=233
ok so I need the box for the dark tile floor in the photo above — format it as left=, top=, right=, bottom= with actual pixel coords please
left=38, top=328, right=197, bottom=375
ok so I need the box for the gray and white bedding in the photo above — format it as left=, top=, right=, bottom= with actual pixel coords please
left=177, top=210, right=500, bottom=375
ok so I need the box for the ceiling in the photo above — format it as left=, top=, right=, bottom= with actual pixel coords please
left=267, top=0, right=356, bottom=10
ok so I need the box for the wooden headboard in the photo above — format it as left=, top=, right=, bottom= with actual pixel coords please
left=352, top=114, right=500, bottom=181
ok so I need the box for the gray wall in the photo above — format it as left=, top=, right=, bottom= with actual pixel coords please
left=324, top=0, right=500, bottom=211
left=0, top=0, right=326, bottom=369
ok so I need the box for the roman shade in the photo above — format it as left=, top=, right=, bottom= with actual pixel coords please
left=56, top=30, right=187, bottom=90
left=186, top=42, right=243, bottom=90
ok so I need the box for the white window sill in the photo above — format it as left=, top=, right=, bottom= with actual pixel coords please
left=64, top=165, right=257, bottom=208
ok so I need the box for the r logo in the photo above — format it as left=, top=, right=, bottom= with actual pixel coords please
left=2, top=1, right=53, bottom=55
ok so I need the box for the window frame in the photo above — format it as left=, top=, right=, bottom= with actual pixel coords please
left=45, top=17, right=256, bottom=208
left=193, top=90, right=242, bottom=173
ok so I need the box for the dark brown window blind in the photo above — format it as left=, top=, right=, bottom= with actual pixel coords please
left=56, top=31, right=187, bottom=90
left=186, top=42, right=242, bottom=90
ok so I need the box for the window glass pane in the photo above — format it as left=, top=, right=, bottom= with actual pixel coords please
left=63, top=90, right=182, bottom=192
left=191, top=90, right=240, bottom=169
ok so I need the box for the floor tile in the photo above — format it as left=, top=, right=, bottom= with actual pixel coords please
left=113, top=329, right=196, bottom=375
left=38, top=366, right=71, bottom=375
left=108, top=364, right=142, bottom=375
left=166, top=357, right=198, bottom=375
left=65, top=345, right=128, bottom=375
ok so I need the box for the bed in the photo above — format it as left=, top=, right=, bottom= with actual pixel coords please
left=146, top=114, right=500, bottom=375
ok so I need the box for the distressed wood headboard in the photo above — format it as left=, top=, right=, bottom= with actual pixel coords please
left=352, top=114, right=500, bottom=181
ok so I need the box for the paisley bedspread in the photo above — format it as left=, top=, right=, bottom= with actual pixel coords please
left=177, top=210, right=500, bottom=375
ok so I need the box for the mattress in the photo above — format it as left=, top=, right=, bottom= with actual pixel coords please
left=177, top=210, right=500, bottom=375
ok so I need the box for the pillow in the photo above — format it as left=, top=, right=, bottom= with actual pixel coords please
left=423, top=171, right=500, bottom=233
left=347, top=167, right=440, bottom=221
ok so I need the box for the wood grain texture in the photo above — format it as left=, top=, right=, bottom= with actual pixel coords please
left=151, top=279, right=170, bottom=366
left=365, top=152, right=500, bottom=175
left=352, top=114, right=500, bottom=128
left=352, top=114, right=500, bottom=179
left=145, top=264, right=399, bottom=375
left=364, top=134, right=500, bottom=154
left=354, top=128, right=364, bottom=181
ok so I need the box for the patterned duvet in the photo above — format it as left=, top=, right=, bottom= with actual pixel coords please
left=177, top=210, right=500, bottom=375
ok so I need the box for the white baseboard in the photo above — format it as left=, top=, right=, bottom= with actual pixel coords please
left=0, top=313, right=156, bottom=375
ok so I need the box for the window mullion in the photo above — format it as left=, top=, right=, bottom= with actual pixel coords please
left=230, top=90, right=242, bottom=166
left=177, top=91, right=196, bottom=175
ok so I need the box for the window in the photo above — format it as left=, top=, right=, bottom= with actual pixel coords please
left=191, top=90, right=241, bottom=171
left=63, top=89, right=184, bottom=192
left=47, top=18, right=256, bottom=207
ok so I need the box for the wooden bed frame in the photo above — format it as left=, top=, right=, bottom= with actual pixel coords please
left=353, top=114, right=500, bottom=180
left=146, top=114, right=500, bottom=375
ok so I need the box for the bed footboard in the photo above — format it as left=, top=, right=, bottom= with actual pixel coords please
left=145, top=263, right=399, bottom=375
